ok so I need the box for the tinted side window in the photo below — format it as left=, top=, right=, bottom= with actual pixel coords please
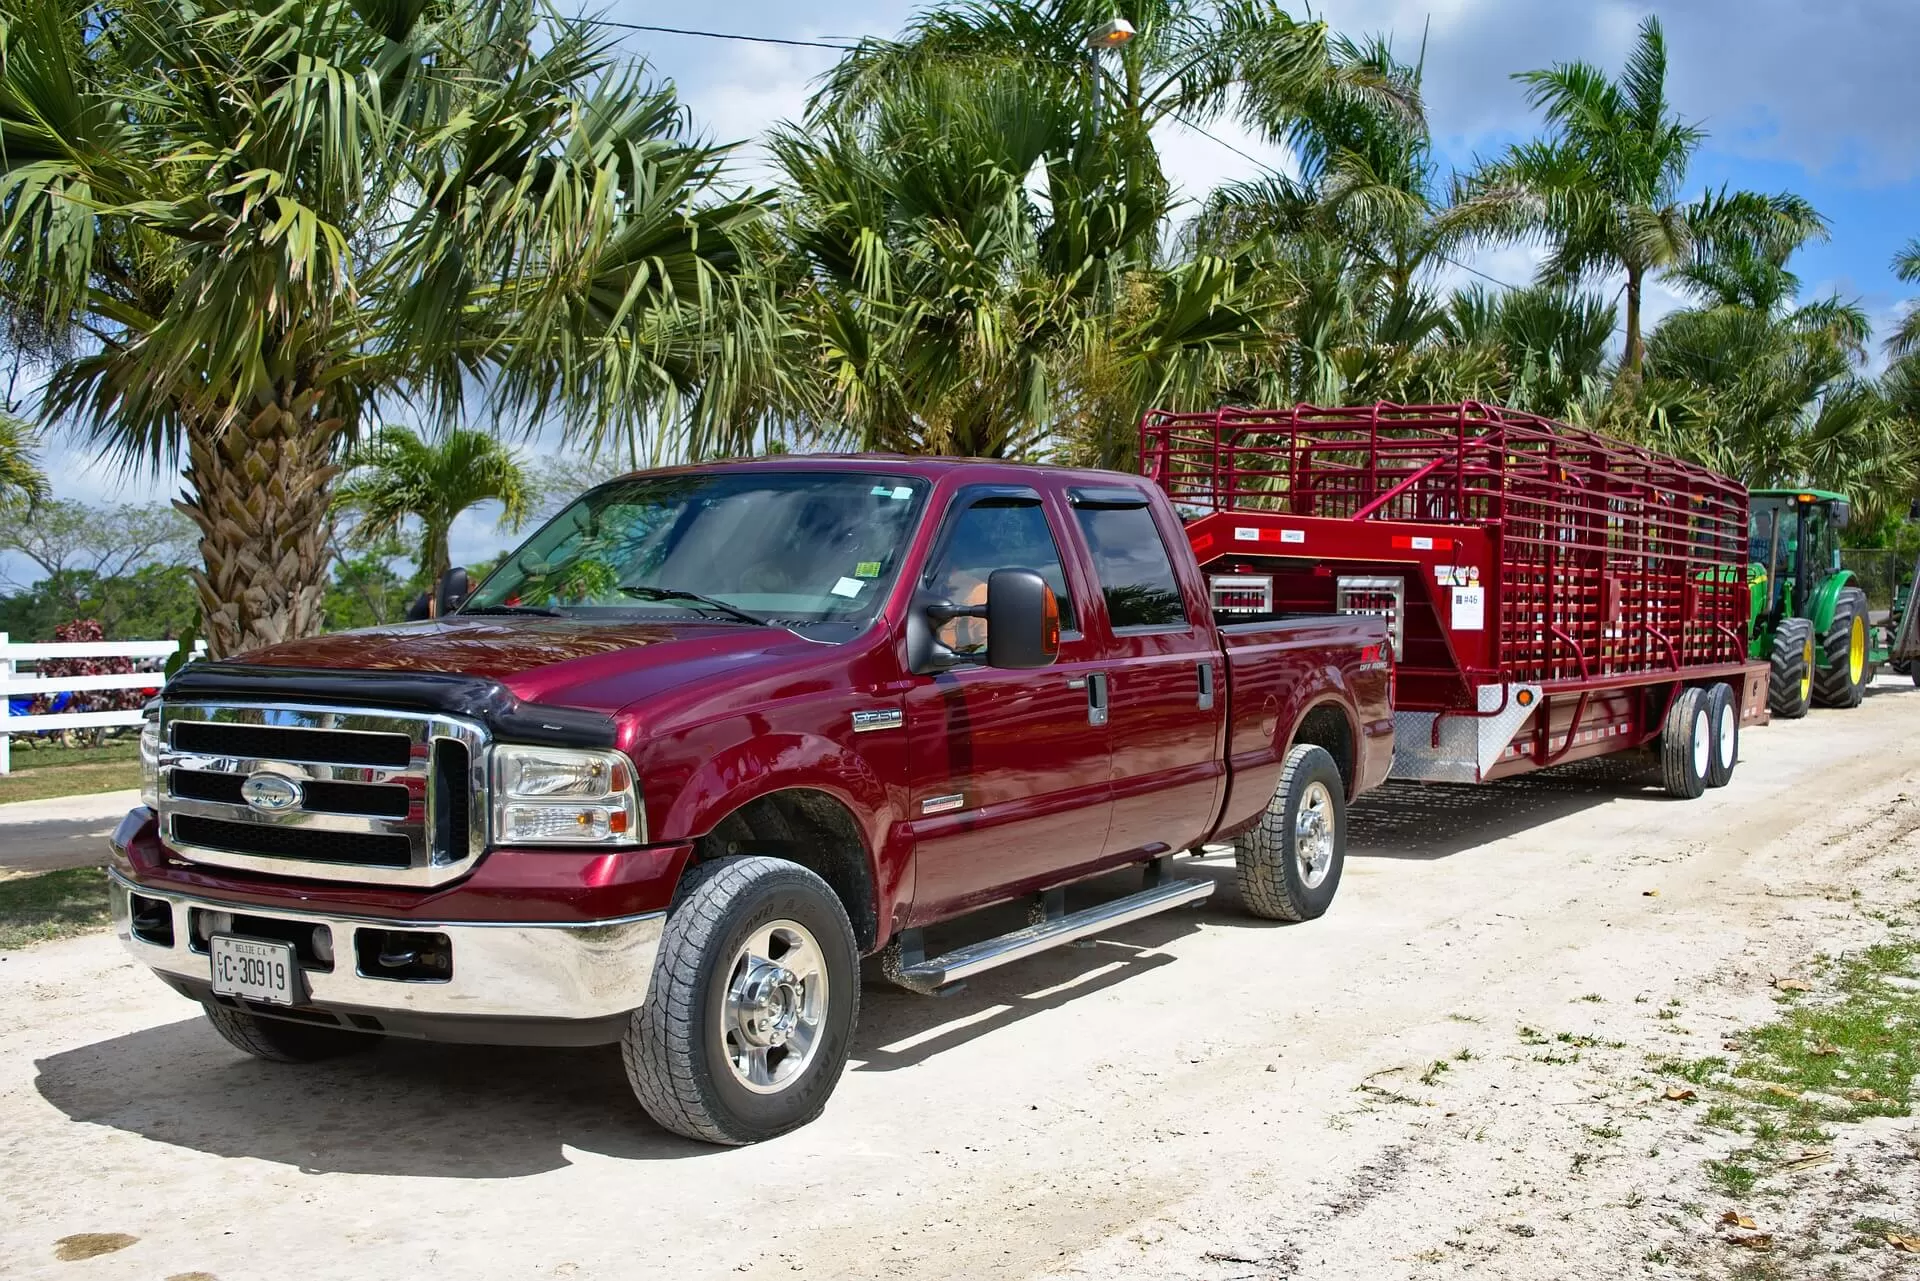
left=1073, top=505, right=1189, bottom=629
left=926, top=501, right=1077, bottom=654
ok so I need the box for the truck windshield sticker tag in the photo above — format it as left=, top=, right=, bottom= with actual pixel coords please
left=831, top=577, right=864, bottom=598
left=854, top=561, right=883, bottom=578
left=1451, top=586, right=1485, bottom=630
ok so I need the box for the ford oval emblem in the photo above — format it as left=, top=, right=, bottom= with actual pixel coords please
left=241, top=773, right=303, bottom=812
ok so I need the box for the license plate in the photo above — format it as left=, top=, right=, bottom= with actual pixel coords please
left=210, top=935, right=300, bottom=1006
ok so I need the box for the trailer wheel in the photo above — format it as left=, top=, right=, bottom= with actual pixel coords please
left=622, top=856, right=859, bottom=1146
left=1768, top=617, right=1816, bottom=719
left=1812, top=588, right=1871, bottom=709
left=200, top=1001, right=379, bottom=1063
left=1704, top=683, right=1738, bottom=788
left=1660, top=687, right=1711, bottom=800
left=1235, top=743, right=1346, bottom=922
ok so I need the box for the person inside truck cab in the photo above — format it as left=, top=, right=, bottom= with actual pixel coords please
left=932, top=501, right=1076, bottom=654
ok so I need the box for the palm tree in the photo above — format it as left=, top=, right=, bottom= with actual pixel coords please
left=730, top=56, right=1275, bottom=465
left=1444, top=285, right=1617, bottom=420
left=335, top=428, right=533, bottom=586
left=1463, top=16, right=1824, bottom=384
left=0, top=0, right=765, bottom=657
left=1888, top=238, right=1920, bottom=361
left=0, top=414, right=47, bottom=505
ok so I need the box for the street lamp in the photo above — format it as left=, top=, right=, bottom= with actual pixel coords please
left=1086, top=16, right=1135, bottom=137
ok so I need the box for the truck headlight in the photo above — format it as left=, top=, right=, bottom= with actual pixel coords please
left=492, top=746, right=642, bottom=846
left=139, top=712, right=162, bottom=811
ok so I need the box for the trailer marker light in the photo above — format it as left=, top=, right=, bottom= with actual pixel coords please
left=1516, top=689, right=1536, bottom=707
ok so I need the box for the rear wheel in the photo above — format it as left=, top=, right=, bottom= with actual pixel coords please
left=622, top=856, right=859, bottom=1145
left=1704, top=683, right=1738, bottom=788
left=1660, top=686, right=1711, bottom=799
left=1235, top=743, right=1346, bottom=922
left=200, top=1002, right=379, bottom=1063
left=1813, top=588, right=1871, bottom=709
left=1768, top=617, right=1816, bottom=719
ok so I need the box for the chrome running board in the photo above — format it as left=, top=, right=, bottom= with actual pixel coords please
left=884, top=876, right=1215, bottom=996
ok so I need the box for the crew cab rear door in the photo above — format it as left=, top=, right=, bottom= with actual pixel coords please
left=903, top=486, right=1113, bottom=923
left=1065, top=486, right=1226, bottom=858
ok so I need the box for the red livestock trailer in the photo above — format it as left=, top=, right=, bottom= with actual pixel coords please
left=1139, top=402, right=1772, bottom=798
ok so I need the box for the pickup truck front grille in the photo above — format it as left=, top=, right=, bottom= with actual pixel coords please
left=156, top=703, right=488, bottom=888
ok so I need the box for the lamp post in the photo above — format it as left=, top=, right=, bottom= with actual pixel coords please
left=1086, top=17, right=1135, bottom=138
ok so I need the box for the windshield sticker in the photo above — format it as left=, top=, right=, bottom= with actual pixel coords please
left=871, top=485, right=915, bottom=500
left=854, top=561, right=883, bottom=578
left=830, top=577, right=864, bottom=598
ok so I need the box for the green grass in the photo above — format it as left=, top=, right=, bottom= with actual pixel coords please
left=0, top=738, right=142, bottom=805
left=0, top=866, right=112, bottom=949
left=1672, top=928, right=1920, bottom=1198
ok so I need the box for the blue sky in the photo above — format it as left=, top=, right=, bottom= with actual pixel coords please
left=19, top=0, right=1920, bottom=582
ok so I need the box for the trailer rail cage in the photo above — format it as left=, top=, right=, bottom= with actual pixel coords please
left=1141, top=402, right=1771, bottom=784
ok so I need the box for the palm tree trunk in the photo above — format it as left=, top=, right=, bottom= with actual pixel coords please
left=1621, top=266, right=1645, bottom=386
left=177, top=384, right=342, bottom=659
left=422, top=521, right=452, bottom=586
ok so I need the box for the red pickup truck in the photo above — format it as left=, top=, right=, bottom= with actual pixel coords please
left=110, top=457, right=1391, bottom=1143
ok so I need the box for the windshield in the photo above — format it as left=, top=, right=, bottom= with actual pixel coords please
left=464, top=471, right=928, bottom=633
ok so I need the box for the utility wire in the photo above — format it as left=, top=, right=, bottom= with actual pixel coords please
left=576, top=18, right=855, bottom=51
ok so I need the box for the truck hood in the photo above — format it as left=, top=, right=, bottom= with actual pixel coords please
left=233, top=617, right=828, bottom=714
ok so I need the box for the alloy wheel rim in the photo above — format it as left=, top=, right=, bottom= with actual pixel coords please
left=1295, top=781, right=1336, bottom=890
left=721, top=919, right=827, bottom=1095
left=1717, top=699, right=1736, bottom=768
left=1691, top=705, right=1711, bottom=778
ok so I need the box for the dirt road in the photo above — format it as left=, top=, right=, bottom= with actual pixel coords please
left=4, top=682, right=1918, bottom=1281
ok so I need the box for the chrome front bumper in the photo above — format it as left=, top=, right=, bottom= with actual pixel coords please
left=108, top=870, right=664, bottom=1023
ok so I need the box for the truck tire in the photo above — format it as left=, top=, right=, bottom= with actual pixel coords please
left=623, top=856, right=859, bottom=1146
left=1235, top=743, right=1346, bottom=922
left=1660, top=686, right=1711, bottom=799
left=1812, top=588, right=1871, bottom=709
left=1704, top=682, right=1738, bottom=789
left=1768, top=617, right=1815, bottom=719
left=199, top=1001, right=378, bottom=1063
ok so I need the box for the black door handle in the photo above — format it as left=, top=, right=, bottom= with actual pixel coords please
left=1197, top=661, right=1214, bottom=710
left=1087, top=672, right=1109, bottom=726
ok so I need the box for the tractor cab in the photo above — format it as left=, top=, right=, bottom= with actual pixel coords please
left=1748, top=489, right=1848, bottom=622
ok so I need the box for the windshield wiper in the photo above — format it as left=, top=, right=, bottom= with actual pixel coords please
left=463, top=603, right=565, bottom=618
left=619, top=586, right=769, bottom=627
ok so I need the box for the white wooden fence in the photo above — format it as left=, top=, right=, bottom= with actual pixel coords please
left=0, top=633, right=204, bottom=774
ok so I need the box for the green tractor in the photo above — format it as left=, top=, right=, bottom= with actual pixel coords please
left=1748, top=489, right=1883, bottom=717
left=1890, top=502, right=1920, bottom=687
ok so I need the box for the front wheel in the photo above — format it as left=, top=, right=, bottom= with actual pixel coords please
left=1235, top=743, right=1346, bottom=922
left=623, top=856, right=859, bottom=1145
left=200, top=1001, right=379, bottom=1063
left=1768, top=617, right=1816, bottom=719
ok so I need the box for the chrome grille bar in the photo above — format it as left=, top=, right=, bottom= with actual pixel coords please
left=156, top=702, right=489, bottom=887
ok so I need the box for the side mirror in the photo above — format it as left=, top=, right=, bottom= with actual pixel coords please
left=1830, top=500, right=1852, bottom=531
left=904, top=568, right=1061, bottom=674
left=434, top=567, right=472, bottom=617
left=984, top=568, right=1060, bottom=670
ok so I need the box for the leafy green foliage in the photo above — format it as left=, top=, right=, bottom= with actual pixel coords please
left=336, top=427, right=534, bottom=584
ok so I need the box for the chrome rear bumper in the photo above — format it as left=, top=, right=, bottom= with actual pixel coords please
left=108, top=870, right=663, bottom=1024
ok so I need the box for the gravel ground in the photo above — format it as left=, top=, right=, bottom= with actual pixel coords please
left=2, top=681, right=1917, bottom=1281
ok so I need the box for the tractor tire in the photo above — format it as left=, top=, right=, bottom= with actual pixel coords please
left=1704, top=683, right=1738, bottom=789
left=200, top=1001, right=379, bottom=1063
left=1660, top=687, right=1711, bottom=800
left=1768, top=617, right=1816, bottom=719
left=1235, top=744, right=1346, bottom=922
left=1812, top=588, right=1871, bottom=709
left=622, top=857, right=859, bottom=1146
